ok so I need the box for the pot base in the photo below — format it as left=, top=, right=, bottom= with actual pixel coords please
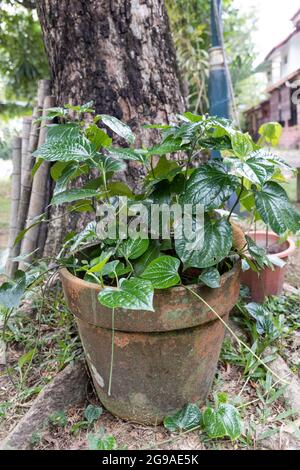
left=77, top=314, right=229, bottom=425
left=61, top=263, right=241, bottom=425
left=241, top=231, right=295, bottom=303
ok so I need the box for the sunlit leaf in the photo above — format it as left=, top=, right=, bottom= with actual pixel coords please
left=98, top=277, right=154, bottom=311
left=141, top=256, right=180, bottom=289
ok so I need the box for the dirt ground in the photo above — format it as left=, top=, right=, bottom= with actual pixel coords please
left=0, top=343, right=275, bottom=450
left=0, top=273, right=299, bottom=451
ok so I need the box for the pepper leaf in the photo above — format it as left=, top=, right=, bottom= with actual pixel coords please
left=181, top=162, right=238, bottom=210
left=84, top=405, right=103, bottom=424
left=100, top=115, right=135, bottom=144
left=117, top=238, right=149, bottom=260
left=254, top=182, right=300, bottom=234
left=202, top=404, right=243, bottom=440
left=0, top=271, right=26, bottom=309
left=164, top=404, right=202, bottom=433
left=141, top=256, right=180, bottom=289
left=33, top=135, right=97, bottom=162
left=199, top=268, right=221, bottom=288
left=98, top=277, right=154, bottom=311
left=175, top=217, right=232, bottom=269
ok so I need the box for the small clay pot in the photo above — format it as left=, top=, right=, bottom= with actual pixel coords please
left=60, top=263, right=240, bottom=425
left=241, top=231, right=295, bottom=303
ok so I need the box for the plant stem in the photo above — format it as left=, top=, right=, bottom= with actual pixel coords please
left=183, top=285, right=289, bottom=385
left=227, top=178, right=244, bottom=221
left=266, top=225, right=269, bottom=252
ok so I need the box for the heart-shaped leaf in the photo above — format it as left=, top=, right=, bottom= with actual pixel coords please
left=0, top=271, right=26, bottom=309
left=47, top=123, right=80, bottom=141
left=95, top=154, right=126, bottom=173
left=233, top=157, right=275, bottom=185
left=117, top=238, right=149, bottom=260
left=107, top=182, right=134, bottom=198
left=164, top=404, right=202, bottom=433
left=84, top=405, right=103, bottom=424
left=147, top=139, right=184, bottom=156
left=33, top=135, right=97, bottom=162
left=87, top=432, right=117, bottom=450
left=100, top=115, right=135, bottom=144
left=98, top=278, right=154, bottom=311
left=141, top=256, right=180, bottom=289
left=203, top=404, right=243, bottom=440
left=175, top=217, right=232, bottom=269
left=250, top=150, right=292, bottom=171
left=85, top=124, right=112, bottom=148
left=254, top=182, right=300, bottom=234
left=199, top=268, right=221, bottom=288
left=231, top=131, right=253, bottom=157
left=181, top=162, right=239, bottom=210
left=245, top=302, right=277, bottom=336
left=259, top=122, right=282, bottom=147
left=133, top=241, right=161, bottom=276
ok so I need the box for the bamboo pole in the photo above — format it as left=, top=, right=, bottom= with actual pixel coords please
left=36, top=174, right=52, bottom=257
left=6, top=137, right=22, bottom=276
left=20, top=95, right=55, bottom=264
left=8, top=79, right=51, bottom=276
left=37, top=79, right=51, bottom=109
left=21, top=117, right=32, bottom=187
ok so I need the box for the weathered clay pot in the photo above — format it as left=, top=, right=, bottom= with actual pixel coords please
left=60, top=263, right=241, bottom=425
left=241, top=231, right=295, bottom=303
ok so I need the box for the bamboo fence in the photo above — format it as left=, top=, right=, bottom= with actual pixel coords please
left=6, top=79, right=53, bottom=277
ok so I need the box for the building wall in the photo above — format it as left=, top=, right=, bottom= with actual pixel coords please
left=267, top=30, right=300, bottom=85
left=287, top=32, right=300, bottom=76
left=279, top=125, right=300, bottom=148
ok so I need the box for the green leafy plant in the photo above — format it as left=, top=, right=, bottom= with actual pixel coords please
left=87, top=428, right=117, bottom=450
left=202, top=394, right=243, bottom=441
left=163, top=403, right=202, bottom=432
left=163, top=394, right=243, bottom=441
left=71, top=404, right=103, bottom=434
left=48, top=410, right=68, bottom=428
left=1, top=104, right=299, bottom=385
left=10, top=104, right=296, bottom=310
left=84, top=404, right=103, bottom=424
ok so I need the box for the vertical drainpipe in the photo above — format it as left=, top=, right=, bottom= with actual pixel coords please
left=209, top=0, right=230, bottom=159
left=209, top=0, right=238, bottom=210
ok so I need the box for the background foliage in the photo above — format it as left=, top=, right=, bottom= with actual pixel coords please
left=0, top=0, right=262, bottom=112
left=0, top=0, right=49, bottom=101
left=166, top=0, right=265, bottom=114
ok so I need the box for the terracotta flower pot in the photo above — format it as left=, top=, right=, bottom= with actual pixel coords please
left=60, top=263, right=240, bottom=425
left=241, top=231, right=295, bottom=303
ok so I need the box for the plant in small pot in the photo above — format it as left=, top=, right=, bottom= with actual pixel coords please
left=2, top=104, right=299, bottom=425
left=238, top=122, right=298, bottom=302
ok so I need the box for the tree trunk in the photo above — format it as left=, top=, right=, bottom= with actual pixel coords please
left=36, top=0, right=185, bottom=255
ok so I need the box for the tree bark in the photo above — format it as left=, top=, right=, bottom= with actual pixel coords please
left=36, top=0, right=185, bottom=255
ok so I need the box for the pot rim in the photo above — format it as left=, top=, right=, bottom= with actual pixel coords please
left=246, top=230, right=295, bottom=259
left=60, top=261, right=241, bottom=294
